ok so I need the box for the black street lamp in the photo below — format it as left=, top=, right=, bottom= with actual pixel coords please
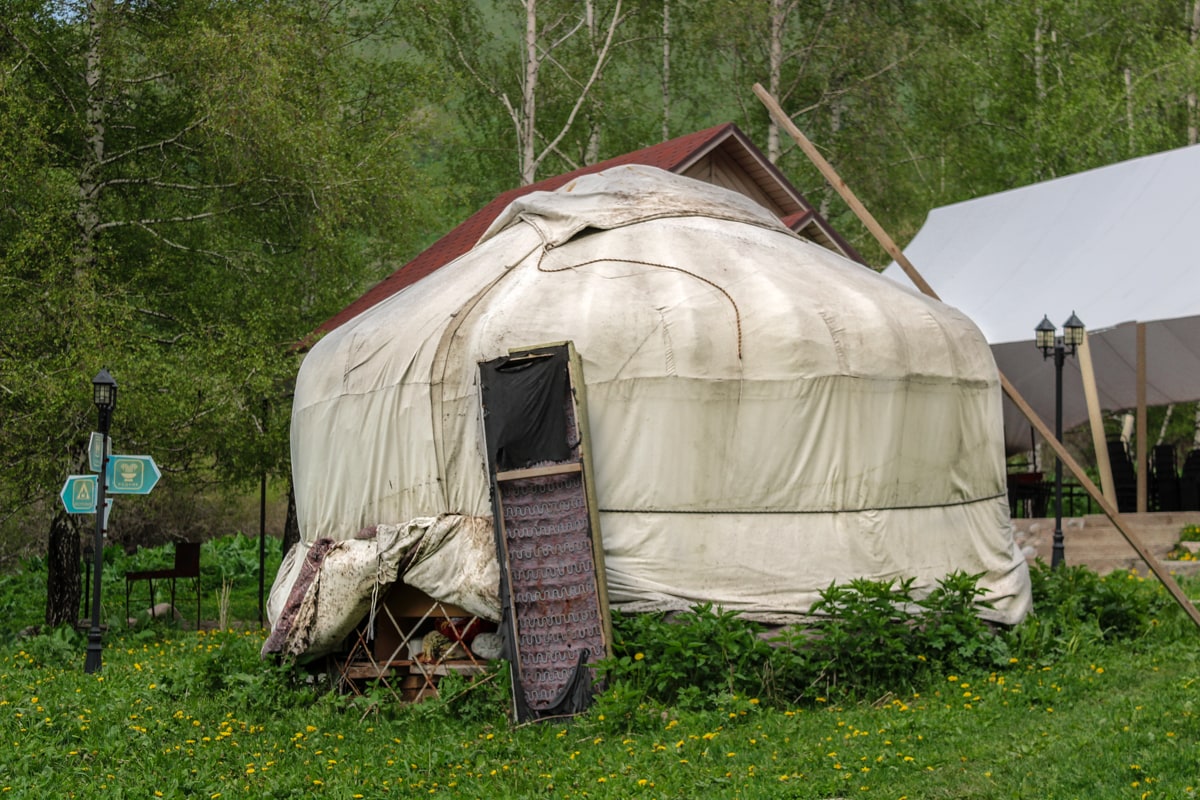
left=84, top=368, right=117, bottom=674
left=1036, top=313, right=1085, bottom=568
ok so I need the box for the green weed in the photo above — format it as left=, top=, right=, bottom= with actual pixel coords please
left=0, top=559, right=1198, bottom=798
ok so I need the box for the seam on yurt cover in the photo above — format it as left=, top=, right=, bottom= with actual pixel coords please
left=428, top=240, right=540, bottom=507
left=535, top=249, right=744, bottom=359
left=596, top=490, right=1007, bottom=514
left=656, top=307, right=678, bottom=376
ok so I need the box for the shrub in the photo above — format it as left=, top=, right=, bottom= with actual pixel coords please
left=1007, top=560, right=1179, bottom=664
left=605, top=572, right=1012, bottom=708
left=915, top=570, right=1010, bottom=672
left=798, top=576, right=923, bottom=697
left=603, top=603, right=774, bottom=709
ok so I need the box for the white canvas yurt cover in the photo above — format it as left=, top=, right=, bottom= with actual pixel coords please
left=264, top=166, right=1031, bottom=658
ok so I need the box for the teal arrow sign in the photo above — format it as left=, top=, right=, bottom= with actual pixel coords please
left=87, top=432, right=111, bottom=472
left=60, top=475, right=98, bottom=514
left=106, top=455, right=161, bottom=495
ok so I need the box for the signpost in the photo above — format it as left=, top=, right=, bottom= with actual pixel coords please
left=87, top=432, right=110, bottom=473
left=105, top=455, right=161, bottom=495
left=59, top=476, right=113, bottom=522
left=61, top=475, right=99, bottom=514
left=60, top=369, right=165, bottom=673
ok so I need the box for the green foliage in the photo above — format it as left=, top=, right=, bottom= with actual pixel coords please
left=6, top=0, right=1200, bottom=558
left=1010, top=560, right=1180, bottom=665
left=605, top=603, right=774, bottom=709
left=408, top=661, right=512, bottom=727
left=161, top=631, right=309, bottom=713
left=805, top=577, right=925, bottom=693
left=0, top=562, right=1197, bottom=797
left=0, top=533, right=281, bottom=642
left=201, top=533, right=264, bottom=584
left=916, top=569, right=1010, bottom=672
left=603, top=566, right=1190, bottom=708
left=1, top=0, right=447, bottom=549
left=604, top=572, right=1016, bottom=709
left=14, top=624, right=82, bottom=669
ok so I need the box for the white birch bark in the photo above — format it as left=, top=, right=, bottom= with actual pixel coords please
left=519, top=0, right=540, bottom=185
left=77, top=0, right=109, bottom=280
left=766, top=0, right=787, bottom=163
left=1189, top=0, right=1199, bottom=146
left=661, top=0, right=670, bottom=142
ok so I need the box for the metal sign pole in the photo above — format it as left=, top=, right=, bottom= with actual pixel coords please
left=84, top=409, right=111, bottom=673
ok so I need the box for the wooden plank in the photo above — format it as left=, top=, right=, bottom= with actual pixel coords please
left=1079, top=333, right=1116, bottom=504
left=409, top=662, right=489, bottom=677
left=566, top=342, right=615, bottom=654
left=496, top=462, right=583, bottom=482
left=338, top=660, right=413, bottom=680
left=753, top=82, right=1200, bottom=632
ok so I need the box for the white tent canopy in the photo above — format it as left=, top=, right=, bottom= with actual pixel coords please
left=882, top=144, right=1200, bottom=455
left=268, top=166, right=1031, bottom=653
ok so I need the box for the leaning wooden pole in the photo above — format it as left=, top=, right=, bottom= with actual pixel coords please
left=753, top=82, right=1200, bottom=630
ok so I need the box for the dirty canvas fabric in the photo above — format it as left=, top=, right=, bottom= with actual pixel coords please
left=263, top=515, right=499, bottom=659
left=267, top=166, right=1031, bottom=658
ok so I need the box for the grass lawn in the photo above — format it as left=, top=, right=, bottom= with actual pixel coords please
left=1, top=540, right=1198, bottom=798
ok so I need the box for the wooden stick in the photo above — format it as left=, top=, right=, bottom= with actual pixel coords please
left=753, top=82, right=1200, bottom=629
left=1079, top=332, right=1116, bottom=504
left=752, top=84, right=940, bottom=301
left=1002, top=373, right=1200, bottom=625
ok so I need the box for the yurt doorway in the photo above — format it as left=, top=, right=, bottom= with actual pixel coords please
left=479, top=342, right=612, bottom=722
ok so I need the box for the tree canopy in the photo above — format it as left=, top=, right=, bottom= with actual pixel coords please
left=3, top=0, right=1198, bottom=552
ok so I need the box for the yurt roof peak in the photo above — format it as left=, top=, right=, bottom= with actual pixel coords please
left=305, top=123, right=863, bottom=346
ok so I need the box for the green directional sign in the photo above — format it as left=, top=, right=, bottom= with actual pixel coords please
left=106, top=455, right=161, bottom=495
left=87, top=432, right=111, bottom=473
left=60, top=475, right=98, bottom=514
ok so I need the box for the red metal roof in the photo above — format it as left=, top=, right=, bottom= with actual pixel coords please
left=307, top=123, right=849, bottom=344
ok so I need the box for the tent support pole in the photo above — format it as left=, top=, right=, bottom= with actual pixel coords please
left=752, top=82, right=1200, bottom=631
left=1079, top=333, right=1116, bottom=505
left=1137, top=323, right=1148, bottom=512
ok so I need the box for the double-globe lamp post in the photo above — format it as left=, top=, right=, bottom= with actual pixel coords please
left=1035, top=313, right=1085, bottom=569
left=84, top=368, right=117, bottom=674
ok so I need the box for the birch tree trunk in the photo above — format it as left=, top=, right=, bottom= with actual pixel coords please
left=765, top=0, right=788, bottom=163
left=1189, top=0, right=1199, bottom=146
left=1032, top=6, right=1046, bottom=176
left=661, top=0, right=671, bottom=142
left=519, top=0, right=541, bottom=184
left=46, top=0, right=111, bottom=630
left=1124, top=67, right=1135, bottom=153
left=583, top=0, right=603, bottom=165
left=76, top=0, right=108, bottom=280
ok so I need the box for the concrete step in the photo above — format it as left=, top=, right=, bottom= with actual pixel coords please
left=1013, top=511, right=1200, bottom=574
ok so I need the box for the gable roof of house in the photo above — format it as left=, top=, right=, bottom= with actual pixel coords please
left=309, top=123, right=863, bottom=343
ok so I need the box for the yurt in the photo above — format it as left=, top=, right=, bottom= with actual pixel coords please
left=264, top=165, right=1032, bottom=660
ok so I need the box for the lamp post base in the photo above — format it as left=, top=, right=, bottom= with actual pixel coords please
left=1051, top=527, right=1065, bottom=569
left=84, top=632, right=103, bottom=673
